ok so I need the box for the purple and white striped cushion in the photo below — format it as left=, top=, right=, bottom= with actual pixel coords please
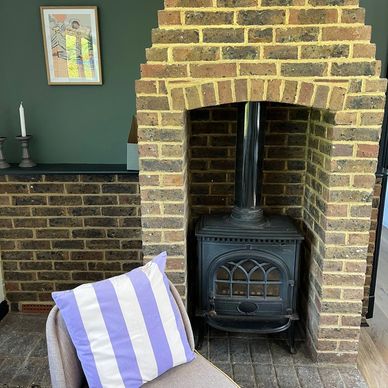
left=52, top=252, right=195, bottom=388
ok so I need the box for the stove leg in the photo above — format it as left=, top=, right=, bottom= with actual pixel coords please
left=288, top=320, right=296, bottom=354
left=195, top=317, right=206, bottom=350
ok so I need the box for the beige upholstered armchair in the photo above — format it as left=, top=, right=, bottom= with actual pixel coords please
left=46, top=282, right=239, bottom=388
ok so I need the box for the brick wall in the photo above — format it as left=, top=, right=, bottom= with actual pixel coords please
left=0, top=174, right=141, bottom=312
left=189, top=105, right=237, bottom=220
left=189, top=102, right=310, bottom=222
left=263, top=104, right=310, bottom=219
left=136, top=0, right=387, bottom=363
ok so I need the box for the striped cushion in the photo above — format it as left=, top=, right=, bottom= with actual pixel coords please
left=52, top=252, right=195, bottom=388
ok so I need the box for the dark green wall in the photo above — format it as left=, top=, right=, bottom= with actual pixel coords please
left=361, top=0, right=388, bottom=78
left=0, top=0, right=163, bottom=164
left=0, top=0, right=387, bottom=164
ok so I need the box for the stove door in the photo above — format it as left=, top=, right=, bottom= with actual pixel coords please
left=208, top=249, right=292, bottom=317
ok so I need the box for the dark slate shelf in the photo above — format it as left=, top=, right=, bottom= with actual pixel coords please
left=0, top=164, right=139, bottom=175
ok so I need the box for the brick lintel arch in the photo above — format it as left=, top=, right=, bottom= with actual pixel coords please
left=168, top=78, right=347, bottom=113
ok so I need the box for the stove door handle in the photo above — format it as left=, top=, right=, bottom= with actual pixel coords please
left=208, top=294, right=217, bottom=318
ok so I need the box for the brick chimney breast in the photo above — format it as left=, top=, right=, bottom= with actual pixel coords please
left=136, top=0, right=387, bottom=364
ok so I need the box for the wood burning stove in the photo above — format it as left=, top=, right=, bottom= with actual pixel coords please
left=195, top=102, right=303, bottom=353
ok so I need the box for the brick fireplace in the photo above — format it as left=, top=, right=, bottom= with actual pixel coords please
left=135, top=0, right=387, bottom=363
left=0, top=0, right=386, bottom=367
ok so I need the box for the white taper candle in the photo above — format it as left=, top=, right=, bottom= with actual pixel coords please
left=19, top=102, right=27, bottom=137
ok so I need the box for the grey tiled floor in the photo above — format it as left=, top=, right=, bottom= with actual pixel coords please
left=198, top=326, right=368, bottom=388
left=0, top=313, right=367, bottom=388
left=0, top=314, right=50, bottom=387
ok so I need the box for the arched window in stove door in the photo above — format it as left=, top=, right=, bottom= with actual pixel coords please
left=214, top=258, right=284, bottom=300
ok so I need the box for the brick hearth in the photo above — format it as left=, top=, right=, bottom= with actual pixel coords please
left=135, top=0, right=387, bottom=363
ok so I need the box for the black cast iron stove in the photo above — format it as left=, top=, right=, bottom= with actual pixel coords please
left=195, top=102, right=303, bottom=353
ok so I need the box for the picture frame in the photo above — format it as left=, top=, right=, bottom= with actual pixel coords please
left=40, top=6, right=102, bottom=85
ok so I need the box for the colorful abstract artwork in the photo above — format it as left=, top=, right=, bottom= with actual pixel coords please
left=41, top=7, right=102, bottom=85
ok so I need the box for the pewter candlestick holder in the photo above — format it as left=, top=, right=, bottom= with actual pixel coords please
left=0, top=137, right=10, bottom=169
left=16, top=135, right=36, bottom=168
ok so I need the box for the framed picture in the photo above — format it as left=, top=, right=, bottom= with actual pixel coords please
left=40, top=6, right=102, bottom=85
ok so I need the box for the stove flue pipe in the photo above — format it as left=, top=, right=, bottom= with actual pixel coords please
left=232, top=102, right=265, bottom=223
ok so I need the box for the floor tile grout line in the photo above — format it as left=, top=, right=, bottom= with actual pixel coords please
left=313, top=365, right=326, bottom=388
left=293, top=364, right=303, bottom=388
left=248, top=340, right=259, bottom=388
left=295, top=365, right=324, bottom=388
left=338, top=368, right=348, bottom=388
left=267, top=340, right=274, bottom=365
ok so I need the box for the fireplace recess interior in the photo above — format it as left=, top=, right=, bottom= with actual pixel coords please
left=195, top=102, right=303, bottom=353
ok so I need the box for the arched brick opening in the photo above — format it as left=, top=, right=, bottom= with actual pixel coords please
left=168, top=79, right=347, bottom=111
left=135, top=0, right=387, bottom=363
